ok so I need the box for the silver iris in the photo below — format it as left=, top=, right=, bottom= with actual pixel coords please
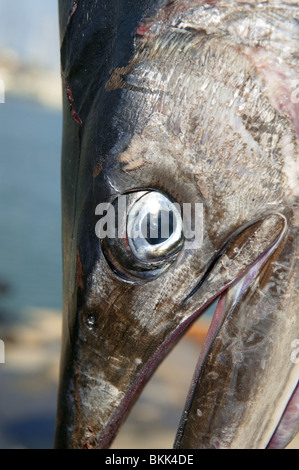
left=127, top=192, right=184, bottom=262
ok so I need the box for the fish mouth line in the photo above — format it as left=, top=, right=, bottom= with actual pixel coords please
left=97, top=255, right=268, bottom=449
left=95, top=213, right=288, bottom=449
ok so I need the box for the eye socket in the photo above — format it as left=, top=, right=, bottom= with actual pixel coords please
left=100, top=191, right=184, bottom=282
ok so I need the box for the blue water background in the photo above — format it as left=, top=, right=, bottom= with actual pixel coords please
left=0, top=96, right=62, bottom=320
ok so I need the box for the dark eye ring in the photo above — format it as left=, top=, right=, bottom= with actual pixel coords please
left=99, top=191, right=184, bottom=282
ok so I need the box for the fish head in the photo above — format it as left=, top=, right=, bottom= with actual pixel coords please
left=55, top=0, right=299, bottom=449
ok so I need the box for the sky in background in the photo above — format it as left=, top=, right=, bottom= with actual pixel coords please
left=0, top=1, right=60, bottom=71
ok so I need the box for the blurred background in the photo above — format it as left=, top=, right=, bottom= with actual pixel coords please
left=0, top=0, right=297, bottom=450
left=0, top=0, right=62, bottom=449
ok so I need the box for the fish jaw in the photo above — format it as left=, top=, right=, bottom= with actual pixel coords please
left=267, top=381, right=299, bottom=449
left=174, top=223, right=299, bottom=449
left=54, top=212, right=289, bottom=449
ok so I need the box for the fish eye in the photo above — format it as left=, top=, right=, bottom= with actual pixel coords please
left=100, top=191, right=184, bottom=282
left=127, top=192, right=183, bottom=262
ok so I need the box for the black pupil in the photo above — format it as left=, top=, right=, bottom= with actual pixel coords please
left=141, top=210, right=175, bottom=245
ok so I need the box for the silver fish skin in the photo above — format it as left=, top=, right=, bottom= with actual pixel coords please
left=55, top=0, right=299, bottom=449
